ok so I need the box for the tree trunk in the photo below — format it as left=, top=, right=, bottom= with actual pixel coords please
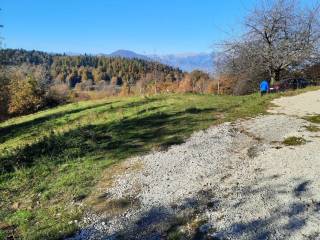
left=154, top=80, right=158, bottom=94
left=270, top=71, right=276, bottom=86
left=128, top=84, right=131, bottom=95
left=275, top=69, right=281, bottom=82
left=270, top=66, right=282, bottom=86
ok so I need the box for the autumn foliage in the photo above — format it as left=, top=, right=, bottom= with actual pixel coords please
left=8, top=73, right=44, bottom=115
left=0, top=49, right=220, bottom=119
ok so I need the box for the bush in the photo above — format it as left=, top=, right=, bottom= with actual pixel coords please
left=8, top=73, right=45, bottom=115
left=46, top=84, right=70, bottom=105
left=74, top=90, right=112, bottom=101
left=0, top=70, right=10, bottom=120
left=119, top=82, right=131, bottom=96
left=74, top=79, right=94, bottom=91
left=178, top=75, right=193, bottom=93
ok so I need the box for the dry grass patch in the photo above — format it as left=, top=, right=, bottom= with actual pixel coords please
left=305, top=125, right=320, bottom=132
left=86, top=160, right=142, bottom=214
left=305, top=115, right=320, bottom=124
left=103, top=197, right=140, bottom=216
left=283, top=136, right=307, bottom=146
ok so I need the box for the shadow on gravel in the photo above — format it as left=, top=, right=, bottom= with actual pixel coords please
left=69, top=190, right=216, bottom=240
left=294, top=180, right=311, bottom=197
left=211, top=178, right=318, bottom=240
left=69, top=177, right=320, bottom=240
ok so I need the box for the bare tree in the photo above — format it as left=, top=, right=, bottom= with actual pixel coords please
left=245, top=0, right=320, bottom=84
left=215, top=39, right=268, bottom=94
left=219, top=0, right=320, bottom=89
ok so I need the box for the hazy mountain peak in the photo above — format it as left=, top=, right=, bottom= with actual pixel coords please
left=151, top=52, right=214, bottom=72
left=108, top=49, right=214, bottom=73
left=109, top=50, right=151, bottom=60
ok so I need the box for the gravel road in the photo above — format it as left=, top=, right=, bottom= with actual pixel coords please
left=70, top=90, right=320, bottom=240
left=268, top=90, right=320, bottom=116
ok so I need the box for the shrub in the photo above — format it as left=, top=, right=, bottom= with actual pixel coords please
left=8, top=73, right=45, bottom=115
left=178, top=75, right=193, bottom=93
left=0, top=70, right=10, bottom=120
left=119, top=81, right=131, bottom=96
left=71, top=91, right=91, bottom=102
left=46, top=84, right=70, bottom=105
left=74, top=79, right=94, bottom=91
left=84, top=89, right=113, bottom=100
left=205, top=81, right=217, bottom=94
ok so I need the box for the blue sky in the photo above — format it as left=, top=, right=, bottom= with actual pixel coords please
left=0, top=0, right=316, bottom=55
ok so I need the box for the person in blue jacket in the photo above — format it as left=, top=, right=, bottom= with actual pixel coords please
left=260, top=80, right=269, bottom=96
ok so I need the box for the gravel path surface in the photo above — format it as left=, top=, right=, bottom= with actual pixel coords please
left=70, top=90, right=320, bottom=240
left=269, top=90, right=320, bottom=116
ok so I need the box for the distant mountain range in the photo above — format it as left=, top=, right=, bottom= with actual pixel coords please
left=108, top=50, right=151, bottom=61
left=106, top=50, right=214, bottom=73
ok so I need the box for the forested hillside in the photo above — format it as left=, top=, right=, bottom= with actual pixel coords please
left=0, top=49, right=183, bottom=88
left=3, top=49, right=213, bottom=119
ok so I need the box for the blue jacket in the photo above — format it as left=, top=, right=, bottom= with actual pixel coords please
left=260, top=80, right=269, bottom=92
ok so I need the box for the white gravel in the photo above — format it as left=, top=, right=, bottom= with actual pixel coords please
left=70, top=90, right=320, bottom=240
left=268, top=90, right=320, bottom=116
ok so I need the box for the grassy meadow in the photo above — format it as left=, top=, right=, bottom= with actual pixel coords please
left=0, top=89, right=316, bottom=239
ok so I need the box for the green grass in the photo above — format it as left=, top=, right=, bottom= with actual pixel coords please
left=0, top=90, right=313, bottom=239
left=305, top=115, right=320, bottom=124
left=282, top=136, right=307, bottom=146
left=305, top=125, right=320, bottom=132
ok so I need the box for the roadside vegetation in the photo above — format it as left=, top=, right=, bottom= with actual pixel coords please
left=305, top=125, right=320, bottom=132
left=282, top=136, right=307, bottom=146
left=305, top=115, right=320, bottom=124
left=0, top=90, right=296, bottom=239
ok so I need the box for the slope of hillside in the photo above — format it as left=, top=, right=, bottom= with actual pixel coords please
left=0, top=48, right=183, bottom=87
left=0, top=92, right=282, bottom=239
left=70, top=89, right=320, bottom=240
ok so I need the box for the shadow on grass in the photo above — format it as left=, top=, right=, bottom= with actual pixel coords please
left=0, top=102, right=114, bottom=144
left=0, top=97, right=164, bottom=145
left=0, top=107, right=217, bottom=173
